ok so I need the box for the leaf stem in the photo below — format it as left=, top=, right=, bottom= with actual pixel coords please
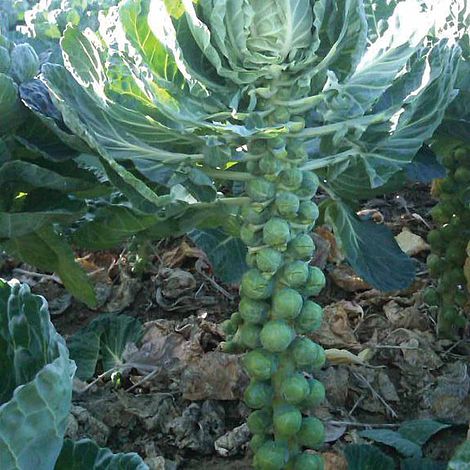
left=301, top=150, right=356, bottom=171
left=204, top=168, right=254, bottom=181
left=298, top=113, right=387, bottom=139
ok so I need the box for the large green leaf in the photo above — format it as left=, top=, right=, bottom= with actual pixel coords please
left=67, top=314, right=143, bottom=381
left=0, top=279, right=75, bottom=470
left=324, top=200, right=415, bottom=291
left=71, top=205, right=164, bottom=250
left=55, top=439, right=148, bottom=470
left=359, top=429, right=422, bottom=458
left=398, top=420, right=450, bottom=447
left=3, top=225, right=96, bottom=307
left=344, top=444, right=395, bottom=470
left=0, top=73, right=25, bottom=134
left=189, top=226, right=247, bottom=284
left=0, top=160, right=100, bottom=196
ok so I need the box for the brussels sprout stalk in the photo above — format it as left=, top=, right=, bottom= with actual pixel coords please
left=222, top=93, right=326, bottom=470
left=426, top=145, right=470, bottom=338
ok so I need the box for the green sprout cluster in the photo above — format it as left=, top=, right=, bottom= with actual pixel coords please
left=222, top=99, right=326, bottom=470
left=425, top=146, right=470, bottom=336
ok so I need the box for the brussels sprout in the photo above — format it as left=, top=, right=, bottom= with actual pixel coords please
left=303, top=267, right=326, bottom=296
left=10, top=43, right=39, bottom=83
left=241, top=269, right=274, bottom=300
left=260, top=320, right=295, bottom=352
left=288, top=234, right=315, bottom=260
left=248, top=408, right=273, bottom=435
left=454, top=291, right=468, bottom=307
left=445, top=241, right=466, bottom=264
left=231, top=311, right=242, bottom=325
left=268, top=137, right=286, bottom=149
left=250, top=434, right=269, bottom=453
left=0, top=46, right=10, bottom=74
left=244, top=381, right=274, bottom=409
left=240, top=298, right=270, bottom=324
left=281, top=261, right=309, bottom=288
left=292, top=453, right=323, bottom=470
left=276, top=192, right=300, bottom=218
left=280, top=373, right=310, bottom=405
left=257, top=247, right=284, bottom=275
left=221, top=319, right=238, bottom=335
left=287, top=117, right=306, bottom=133
left=246, top=178, right=276, bottom=202
left=247, top=160, right=261, bottom=174
left=263, top=218, right=291, bottom=247
left=455, top=167, right=470, bottom=183
left=242, top=205, right=271, bottom=224
left=430, top=204, right=450, bottom=224
left=427, top=254, right=443, bottom=277
left=272, top=106, right=291, bottom=123
left=298, top=172, right=320, bottom=199
left=295, top=301, right=323, bottom=334
left=254, top=441, right=289, bottom=470
left=271, top=288, right=303, bottom=320
left=297, top=201, right=319, bottom=225
left=221, top=340, right=240, bottom=353
left=239, top=323, right=262, bottom=349
left=427, top=229, right=443, bottom=249
left=290, top=337, right=324, bottom=368
left=246, top=251, right=258, bottom=267
left=243, top=349, right=278, bottom=381
left=301, top=379, right=325, bottom=409
left=272, top=145, right=289, bottom=160
left=273, top=404, right=302, bottom=437
left=297, top=417, right=325, bottom=449
left=260, top=155, right=283, bottom=175
left=280, top=168, right=303, bottom=190
left=241, top=224, right=262, bottom=246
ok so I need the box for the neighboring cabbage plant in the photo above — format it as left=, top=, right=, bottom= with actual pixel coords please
left=424, top=4, right=469, bottom=338
left=0, top=278, right=148, bottom=470
left=0, top=278, right=74, bottom=469
left=38, top=1, right=462, bottom=468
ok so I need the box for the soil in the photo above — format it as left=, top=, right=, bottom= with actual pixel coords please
left=1, top=182, right=469, bottom=469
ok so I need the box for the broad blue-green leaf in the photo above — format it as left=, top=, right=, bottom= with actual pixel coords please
left=0, top=279, right=75, bottom=470
left=0, top=197, right=85, bottom=239
left=0, top=73, right=25, bottom=134
left=68, top=314, right=143, bottom=380
left=55, top=439, right=148, bottom=470
left=405, top=146, right=446, bottom=183
left=72, top=205, right=163, bottom=250
left=2, top=225, right=96, bottom=307
left=360, top=42, right=461, bottom=187
left=9, top=43, right=39, bottom=83
left=321, top=0, right=431, bottom=122
left=398, top=420, right=450, bottom=447
left=0, top=160, right=100, bottom=196
left=189, top=226, right=247, bottom=284
left=359, top=429, right=422, bottom=458
left=344, top=444, right=395, bottom=470
left=324, top=200, right=415, bottom=291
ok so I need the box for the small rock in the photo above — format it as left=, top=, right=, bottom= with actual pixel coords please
left=395, top=229, right=429, bottom=255
left=145, top=456, right=177, bottom=470
left=330, top=265, right=370, bottom=292
left=214, top=423, right=251, bottom=457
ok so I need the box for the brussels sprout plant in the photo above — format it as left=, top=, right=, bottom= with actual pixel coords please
left=10, top=0, right=460, bottom=468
